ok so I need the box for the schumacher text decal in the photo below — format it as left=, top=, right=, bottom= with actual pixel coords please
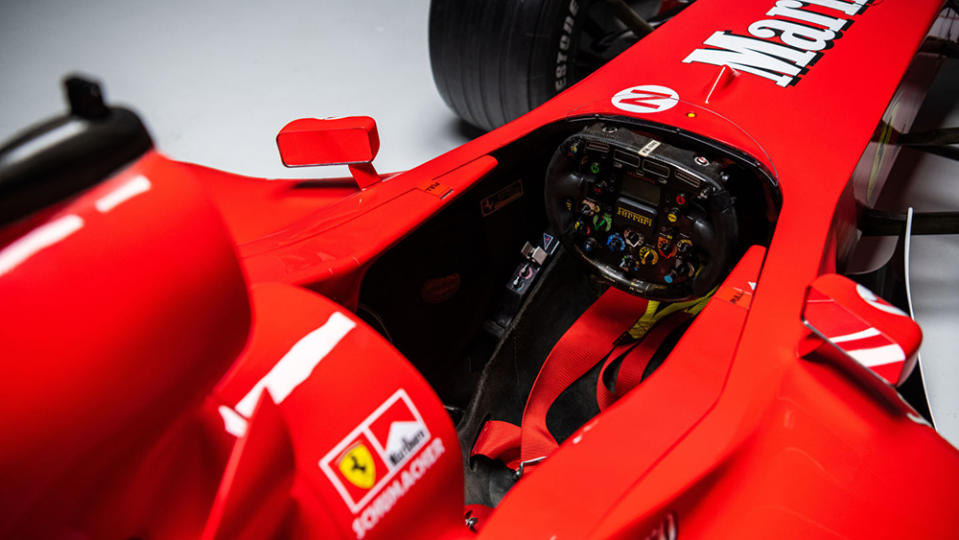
left=683, top=0, right=873, bottom=87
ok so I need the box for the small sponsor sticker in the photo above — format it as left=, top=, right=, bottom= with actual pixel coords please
left=639, top=140, right=661, bottom=157
left=320, top=389, right=431, bottom=514
left=542, top=233, right=555, bottom=251
left=480, top=180, right=524, bottom=217
left=612, top=85, right=680, bottom=114
left=717, top=286, right=753, bottom=309
left=418, top=179, right=453, bottom=199
left=421, top=274, right=462, bottom=304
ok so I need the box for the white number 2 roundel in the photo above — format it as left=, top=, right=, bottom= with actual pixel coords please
left=611, top=85, right=680, bottom=114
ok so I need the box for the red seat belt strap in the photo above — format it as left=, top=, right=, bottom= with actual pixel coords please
left=596, top=310, right=691, bottom=410
left=519, top=287, right=648, bottom=464
left=470, top=420, right=522, bottom=470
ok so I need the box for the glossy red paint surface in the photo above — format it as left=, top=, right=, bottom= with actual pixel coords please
left=276, top=116, right=380, bottom=167
left=0, top=154, right=252, bottom=538
left=803, top=273, right=922, bottom=386
left=206, top=283, right=464, bottom=540
left=2, top=0, right=959, bottom=538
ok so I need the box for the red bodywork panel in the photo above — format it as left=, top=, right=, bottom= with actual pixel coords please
left=2, top=0, right=959, bottom=538
left=802, top=272, right=923, bottom=386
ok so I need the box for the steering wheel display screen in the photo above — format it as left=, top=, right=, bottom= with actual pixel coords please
left=545, top=123, right=739, bottom=301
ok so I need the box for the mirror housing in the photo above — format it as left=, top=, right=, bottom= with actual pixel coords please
left=276, top=116, right=381, bottom=188
left=800, top=273, right=921, bottom=387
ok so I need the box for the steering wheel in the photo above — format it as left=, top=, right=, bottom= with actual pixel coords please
left=544, top=124, right=738, bottom=301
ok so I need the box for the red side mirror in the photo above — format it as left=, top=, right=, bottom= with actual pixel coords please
left=276, top=116, right=381, bottom=188
left=801, top=273, right=921, bottom=387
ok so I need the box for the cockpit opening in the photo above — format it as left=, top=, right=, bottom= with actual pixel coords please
left=357, top=117, right=781, bottom=508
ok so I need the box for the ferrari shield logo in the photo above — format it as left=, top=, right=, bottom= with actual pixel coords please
left=339, top=443, right=377, bottom=489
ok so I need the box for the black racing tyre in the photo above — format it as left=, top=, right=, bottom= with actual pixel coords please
left=428, top=0, right=671, bottom=132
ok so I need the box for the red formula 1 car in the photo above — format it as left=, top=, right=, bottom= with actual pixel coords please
left=2, top=0, right=959, bottom=538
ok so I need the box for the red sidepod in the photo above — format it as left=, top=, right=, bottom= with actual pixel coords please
left=208, top=281, right=466, bottom=540
left=0, top=152, right=466, bottom=539
left=0, top=152, right=251, bottom=538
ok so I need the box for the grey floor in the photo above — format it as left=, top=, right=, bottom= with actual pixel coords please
left=2, top=0, right=958, bottom=446
left=0, top=0, right=465, bottom=179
